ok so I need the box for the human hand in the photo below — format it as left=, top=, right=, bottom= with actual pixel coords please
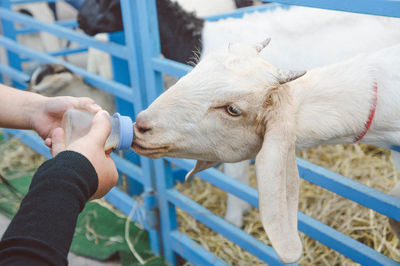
left=50, top=110, right=118, bottom=200
left=30, top=95, right=101, bottom=141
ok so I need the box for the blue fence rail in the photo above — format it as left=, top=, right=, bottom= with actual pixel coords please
left=1, top=0, right=400, bottom=265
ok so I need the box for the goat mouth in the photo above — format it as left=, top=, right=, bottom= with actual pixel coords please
left=131, top=140, right=169, bottom=158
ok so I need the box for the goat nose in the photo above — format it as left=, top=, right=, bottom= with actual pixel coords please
left=135, top=113, right=152, bottom=134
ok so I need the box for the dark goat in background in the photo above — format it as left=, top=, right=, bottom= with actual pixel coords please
left=78, top=0, right=255, bottom=64
left=235, top=0, right=255, bottom=8
left=78, top=0, right=123, bottom=36
left=78, top=0, right=203, bottom=64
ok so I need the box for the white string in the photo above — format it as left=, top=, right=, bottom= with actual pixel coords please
left=125, top=200, right=145, bottom=264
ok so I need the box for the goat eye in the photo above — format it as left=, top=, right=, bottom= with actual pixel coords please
left=226, top=105, right=241, bottom=116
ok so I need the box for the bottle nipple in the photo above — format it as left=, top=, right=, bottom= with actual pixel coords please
left=113, top=113, right=134, bottom=151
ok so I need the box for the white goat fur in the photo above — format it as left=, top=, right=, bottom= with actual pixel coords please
left=202, top=6, right=400, bottom=66
left=133, top=41, right=400, bottom=263
left=172, top=0, right=236, bottom=17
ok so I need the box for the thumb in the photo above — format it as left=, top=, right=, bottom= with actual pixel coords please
left=51, top=127, right=66, bottom=157
left=87, top=110, right=111, bottom=147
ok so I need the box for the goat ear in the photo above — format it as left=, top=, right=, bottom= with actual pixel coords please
left=278, top=69, right=306, bottom=84
left=185, top=160, right=218, bottom=182
left=255, top=37, right=271, bottom=53
left=255, top=88, right=302, bottom=263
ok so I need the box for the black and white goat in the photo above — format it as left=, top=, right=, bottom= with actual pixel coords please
left=28, top=64, right=115, bottom=113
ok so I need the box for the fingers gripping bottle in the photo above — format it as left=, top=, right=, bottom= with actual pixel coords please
left=62, top=109, right=134, bottom=151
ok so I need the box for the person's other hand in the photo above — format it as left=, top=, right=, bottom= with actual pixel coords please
left=50, top=110, right=118, bottom=200
left=30, top=96, right=101, bottom=141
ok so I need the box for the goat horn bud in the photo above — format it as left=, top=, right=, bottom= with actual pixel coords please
left=255, top=38, right=271, bottom=53
left=278, top=70, right=307, bottom=84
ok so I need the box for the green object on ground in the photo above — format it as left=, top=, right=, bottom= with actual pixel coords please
left=0, top=173, right=165, bottom=266
left=71, top=201, right=165, bottom=265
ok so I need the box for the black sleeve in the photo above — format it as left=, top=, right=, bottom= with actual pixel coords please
left=0, top=151, right=98, bottom=266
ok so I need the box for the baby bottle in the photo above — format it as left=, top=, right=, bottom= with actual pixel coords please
left=62, top=109, right=134, bottom=151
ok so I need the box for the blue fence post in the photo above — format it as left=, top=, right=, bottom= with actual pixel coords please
left=143, top=0, right=180, bottom=263
left=109, top=31, right=143, bottom=196
left=0, top=0, right=23, bottom=88
left=120, top=0, right=179, bottom=263
left=118, top=0, right=162, bottom=256
left=154, top=159, right=178, bottom=265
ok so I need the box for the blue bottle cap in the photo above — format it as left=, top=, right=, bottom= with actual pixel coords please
left=113, top=113, right=134, bottom=151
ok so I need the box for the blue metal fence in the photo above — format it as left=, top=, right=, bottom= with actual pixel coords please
left=1, top=0, right=400, bottom=265
left=0, top=0, right=161, bottom=255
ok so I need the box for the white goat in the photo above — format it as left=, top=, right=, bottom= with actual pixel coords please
left=131, top=40, right=400, bottom=263
left=199, top=6, right=400, bottom=228
left=82, top=2, right=400, bottom=228
left=28, top=64, right=115, bottom=113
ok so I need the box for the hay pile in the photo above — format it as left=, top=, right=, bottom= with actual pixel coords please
left=175, top=144, right=400, bottom=265
left=0, top=131, right=46, bottom=215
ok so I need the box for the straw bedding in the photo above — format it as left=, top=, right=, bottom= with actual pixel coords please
left=175, top=144, right=400, bottom=265
left=1, top=133, right=399, bottom=265
left=0, top=135, right=45, bottom=178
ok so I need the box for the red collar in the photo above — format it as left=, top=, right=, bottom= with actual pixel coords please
left=354, top=82, right=378, bottom=142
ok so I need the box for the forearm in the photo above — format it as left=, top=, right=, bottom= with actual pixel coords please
left=0, top=84, right=46, bottom=129
left=0, top=151, right=98, bottom=265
